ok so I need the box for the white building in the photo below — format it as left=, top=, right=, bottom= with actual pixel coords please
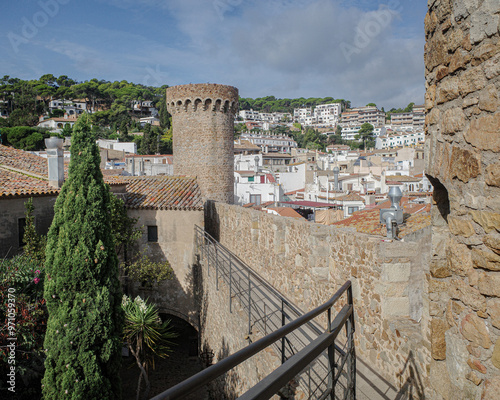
left=234, top=170, right=283, bottom=205
left=125, top=154, right=173, bottom=176
left=314, top=103, right=341, bottom=125
left=239, top=134, right=297, bottom=153
left=37, top=114, right=79, bottom=133
left=49, top=99, right=86, bottom=115
left=293, top=107, right=312, bottom=123
left=375, top=131, right=425, bottom=149
left=278, top=162, right=308, bottom=193
left=97, top=139, right=137, bottom=154
left=239, top=109, right=260, bottom=121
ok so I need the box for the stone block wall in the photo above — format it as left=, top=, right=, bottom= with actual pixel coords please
left=126, top=209, right=204, bottom=328
left=0, top=196, right=57, bottom=258
left=425, top=0, right=500, bottom=398
left=204, top=202, right=432, bottom=394
left=197, top=255, right=282, bottom=398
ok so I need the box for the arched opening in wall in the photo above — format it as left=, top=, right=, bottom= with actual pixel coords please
left=425, top=174, right=450, bottom=222
left=204, top=98, right=212, bottom=111
left=194, top=98, right=202, bottom=111
left=215, top=99, right=222, bottom=112
left=120, top=313, right=205, bottom=400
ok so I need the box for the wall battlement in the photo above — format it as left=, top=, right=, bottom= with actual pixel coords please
left=167, top=83, right=239, bottom=115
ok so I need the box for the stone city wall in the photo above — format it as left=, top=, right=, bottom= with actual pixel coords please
left=204, top=201, right=432, bottom=395
left=425, top=0, right=500, bottom=398
left=197, top=254, right=282, bottom=399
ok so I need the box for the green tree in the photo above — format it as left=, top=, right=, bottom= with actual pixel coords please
left=42, top=114, right=123, bottom=400
left=356, top=123, right=375, bottom=149
left=366, top=103, right=377, bottom=107
left=23, top=198, right=46, bottom=262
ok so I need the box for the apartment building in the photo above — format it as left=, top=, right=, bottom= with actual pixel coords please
left=390, top=105, right=425, bottom=128
left=239, top=134, right=298, bottom=153
left=313, top=103, right=341, bottom=125
left=375, top=131, right=425, bottom=149
left=293, top=107, right=312, bottom=123
left=340, top=106, right=385, bottom=128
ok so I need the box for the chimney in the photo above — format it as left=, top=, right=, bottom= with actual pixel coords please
left=254, top=155, right=259, bottom=174
left=333, top=166, right=340, bottom=191
left=45, top=136, right=64, bottom=188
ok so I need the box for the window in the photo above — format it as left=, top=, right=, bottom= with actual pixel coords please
left=348, top=207, right=359, bottom=215
left=18, top=218, right=26, bottom=247
left=248, top=176, right=254, bottom=182
left=249, top=194, right=261, bottom=205
left=147, top=226, right=158, bottom=242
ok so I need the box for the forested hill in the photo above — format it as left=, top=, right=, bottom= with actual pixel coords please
left=239, top=96, right=350, bottom=113
left=0, top=75, right=352, bottom=126
left=0, top=74, right=169, bottom=128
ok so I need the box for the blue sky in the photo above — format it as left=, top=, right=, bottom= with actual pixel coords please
left=1, top=0, right=427, bottom=109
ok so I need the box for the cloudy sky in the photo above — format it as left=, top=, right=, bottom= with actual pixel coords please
left=1, top=0, right=427, bottom=109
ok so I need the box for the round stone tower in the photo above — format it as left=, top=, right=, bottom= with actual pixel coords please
left=166, top=83, right=238, bottom=204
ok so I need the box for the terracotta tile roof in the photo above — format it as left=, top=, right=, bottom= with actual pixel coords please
left=125, top=175, right=202, bottom=210
left=285, top=188, right=305, bottom=195
left=280, top=200, right=334, bottom=208
left=0, top=145, right=136, bottom=197
left=0, top=145, right=49, bottom=178
left=385, top=175, right=422, bottom=182
left=332, top=201, right=431, bottom=237
left=0, top=168, right=59, bottom=198
left=336, top=193, right=365, bottom=202
left=267, top=207, right=303, bottom=219
left=266, top=173, right=276, bottom=183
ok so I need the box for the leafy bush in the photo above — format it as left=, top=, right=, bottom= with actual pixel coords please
left=0, top=254, right=47, bottom=399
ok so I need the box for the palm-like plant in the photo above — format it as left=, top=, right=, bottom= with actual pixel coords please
left=122, top=295, right=177, bottom=400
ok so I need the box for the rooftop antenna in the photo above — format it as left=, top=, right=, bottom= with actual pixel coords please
left=379, top=186, right=403, bottom=240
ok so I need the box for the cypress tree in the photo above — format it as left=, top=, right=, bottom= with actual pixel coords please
left=42, top=114, right=123, bottom=400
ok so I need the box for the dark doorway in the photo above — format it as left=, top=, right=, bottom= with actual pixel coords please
left=121, top=314, right=207, bottom=400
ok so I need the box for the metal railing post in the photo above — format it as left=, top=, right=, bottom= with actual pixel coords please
left=347, top=286, right=356, bottom=400
left=327, top=307, right=335, bottom=400
left=229, top=259, right=232, bottom=313
left=248, top=270, right=252, bottom=335
left=281, top=300, right=286, bottom=365
left=215, top=246, right=219, bottom=290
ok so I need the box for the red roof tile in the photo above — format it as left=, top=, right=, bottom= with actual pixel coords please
left=125, top=176, right=202, bottom=210
left=267, top=207, right=303, bottom=219
left=0, top=168, right=59, bottom=198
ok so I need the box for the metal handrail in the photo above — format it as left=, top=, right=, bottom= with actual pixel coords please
left=197, top=225, right=320, bottom=332
left=195, top=225, right=352, bottom=398
left=150, top=278, right=354, bottom=400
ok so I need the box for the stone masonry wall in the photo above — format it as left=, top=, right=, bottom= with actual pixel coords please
left=197, top=253, right=282, bottom=399
left=167, top=84, right=238, bottom=204
left=425, top=0, right=500, bottom=398
left=126, top=209, right=204, bottom=329
left=204, top=201, right=433, bottom=396
left=0, top=196, right=57, bottom=258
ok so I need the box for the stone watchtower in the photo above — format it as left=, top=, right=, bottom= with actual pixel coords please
left=166, top=83, right=238, bottom=204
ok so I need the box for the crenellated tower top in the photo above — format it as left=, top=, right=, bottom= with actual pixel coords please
left=166, top=83, right=238, bottom=115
